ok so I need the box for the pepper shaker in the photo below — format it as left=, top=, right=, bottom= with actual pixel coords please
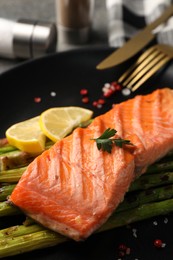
left=55, top=0, right=95, bottom=48
left=0, top=18, right=57, bottom=59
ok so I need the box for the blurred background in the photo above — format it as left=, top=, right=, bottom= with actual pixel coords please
left=0, top=0, right=108, bottom=73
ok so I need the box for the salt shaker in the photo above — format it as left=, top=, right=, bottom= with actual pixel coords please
left=55, top=0, right=95, bottom=47
left=0, top=18, right=57, bottom=59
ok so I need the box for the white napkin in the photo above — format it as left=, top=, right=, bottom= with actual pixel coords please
left=106, top=0, right=173, bottom=48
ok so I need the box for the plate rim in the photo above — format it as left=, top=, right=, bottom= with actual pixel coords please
left=0, top=45, right=116, bottom=77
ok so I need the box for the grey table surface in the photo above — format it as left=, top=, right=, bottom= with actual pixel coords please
left=0, top=0, right=109, bottom=74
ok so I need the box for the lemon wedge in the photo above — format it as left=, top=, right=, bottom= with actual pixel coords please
left=5, top=116, right=46, bottom=154
left=39, top=106, right=93, bottom=142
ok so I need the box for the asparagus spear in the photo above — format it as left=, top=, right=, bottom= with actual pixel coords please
left=0, top=229, right=67, bottom=258
left=0, top=165, right=173, bottom=257
left=0, top=153, right=173, bottom=218
left=1, top=183, right=173, bottom=217
left=1, top=171, right=172, bottom=220
left=117, top=183, right=173, bottom=212
left=0, top=138, right=172, bottom=181
left=0, top=201, right=21, bottom=216
left=3, top=169, right=171, bottom=215
left=1, top=198, right=173, bottom=258
left=0, top=184, right=16, bottom=201
left=1, top=166, right=173, bottom=194
left=0, top=167, right=26, bottom=183
left=0, top=223, right=45, bottom=239
left=146, top=160, right=173, bottom=174
left=99, top=197, right=173, bottom=232
left=0, top=141, right=53, bottom=171
left=0, top=145, right=17, bottom=155
left=129, top=171, right=173, bottom=191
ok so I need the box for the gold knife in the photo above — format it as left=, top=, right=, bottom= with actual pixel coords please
left=97, top=4, right=173, bottom=70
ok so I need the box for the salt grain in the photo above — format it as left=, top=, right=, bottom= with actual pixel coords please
left=97, top=104, right=103, bottom=109
left=162, top=243, right=166, bottom=248
left=122, top=88, right=131, bottom=96
left=132, top=228, right=137, bottom=238
left=153, top=221, right=158, bottom=226
left=102, top=86, right=108, bottom=93
left=104, top=83, right=111, bottom=88
left=50, top=91, right=56, bottom=97
left=164, top=217, right=168, bottom=224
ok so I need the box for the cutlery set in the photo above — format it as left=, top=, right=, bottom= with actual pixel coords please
left=96, top=4, right=173, bottom=93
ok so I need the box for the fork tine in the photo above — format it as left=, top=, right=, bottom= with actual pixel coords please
left=131, top=56, right=171, bottom=92
left=118, top=46, right=157, bottom=84
left=121, top=49, right=161, bottom=86
left=126, top=52, right=167, bottom=89
left=118, top=44, right=173, bottom=94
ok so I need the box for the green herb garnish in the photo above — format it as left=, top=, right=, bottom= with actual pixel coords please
left=91, top=128, right=133, bottom=153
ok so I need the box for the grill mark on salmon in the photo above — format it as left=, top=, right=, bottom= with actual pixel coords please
left=9, top=88, right=173, bottom=241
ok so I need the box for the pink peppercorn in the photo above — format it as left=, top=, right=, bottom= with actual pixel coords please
left=115, top=84, right=122, bottom=91
left=82, top=97, right=89, bottom=103
left=92, top=101, right=98, bottom=107
left=118, top=251, right=125, bottom=257
left=103, top=89, right=114, bottom=97
left=154, top=239, right=163, bottom=248
left=80, top=88, right=88, bottom=95
left=118, top=243, right=131, bottom=257
left=98, top=98, right=105, bottom=105
left=34, top=97, right=41, bottom=103
left=118, top=244, right=127, bottom=251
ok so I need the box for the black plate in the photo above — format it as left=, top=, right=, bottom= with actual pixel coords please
left=1, top=47, right=173, bottom=260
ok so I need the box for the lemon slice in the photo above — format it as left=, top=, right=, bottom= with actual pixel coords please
left=39, top=106, right=93, bottom=142
left=5, top=116, right=46, bottom=154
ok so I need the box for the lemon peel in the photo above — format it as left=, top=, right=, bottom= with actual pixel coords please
left=39, top=106, right=93, bottom=142
left=5, top=116, right=46, bottom=154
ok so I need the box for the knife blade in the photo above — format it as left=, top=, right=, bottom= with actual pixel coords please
left=96, top=4, right=173, bottom=70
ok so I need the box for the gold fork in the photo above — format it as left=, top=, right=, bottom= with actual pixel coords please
left=117, top=44, right=173, bottom=92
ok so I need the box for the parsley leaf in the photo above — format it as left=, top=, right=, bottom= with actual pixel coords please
left=91, top=128, right=133, bottom=153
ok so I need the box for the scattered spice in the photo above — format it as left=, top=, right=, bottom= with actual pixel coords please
left=118, top=244, right=127, bottom=251
left=121, top=88, right=131, bottom=96
left=82, top=97, right=89, bottom=104
left=92, top=99, right=105, bottom=109
left=98, top=98, right=105, bottom=105
left=132, top=228, right=138, bottom=238
left=154, top=239, right=166, bottom=248
left=102, top=81, right=122, bottom=98
left=96, top=103, right=102, bottom=109
left=79, top=81, right=126, bottom=110
left=80, top=88, right=90, bottom=104
left=118, top=243, right=131, bottom=258
left=34, top=97, right=41, bottom=103
left=92, top=101, right=98, bottom=107
left=164, top=217, right=168, bottom=224
left=80, top=88, right=88, bottom=95
left=50, top=91, right=56, bottom=97
left=153, top=220, right=158, bottom=226
left=103, top=88, right=114, bottom=97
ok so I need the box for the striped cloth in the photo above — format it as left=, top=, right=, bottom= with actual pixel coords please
left=106, top=0, right=173, bottom=47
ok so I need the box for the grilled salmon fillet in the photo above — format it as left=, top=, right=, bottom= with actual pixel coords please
left=9, top=88, right=173, bottom=241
